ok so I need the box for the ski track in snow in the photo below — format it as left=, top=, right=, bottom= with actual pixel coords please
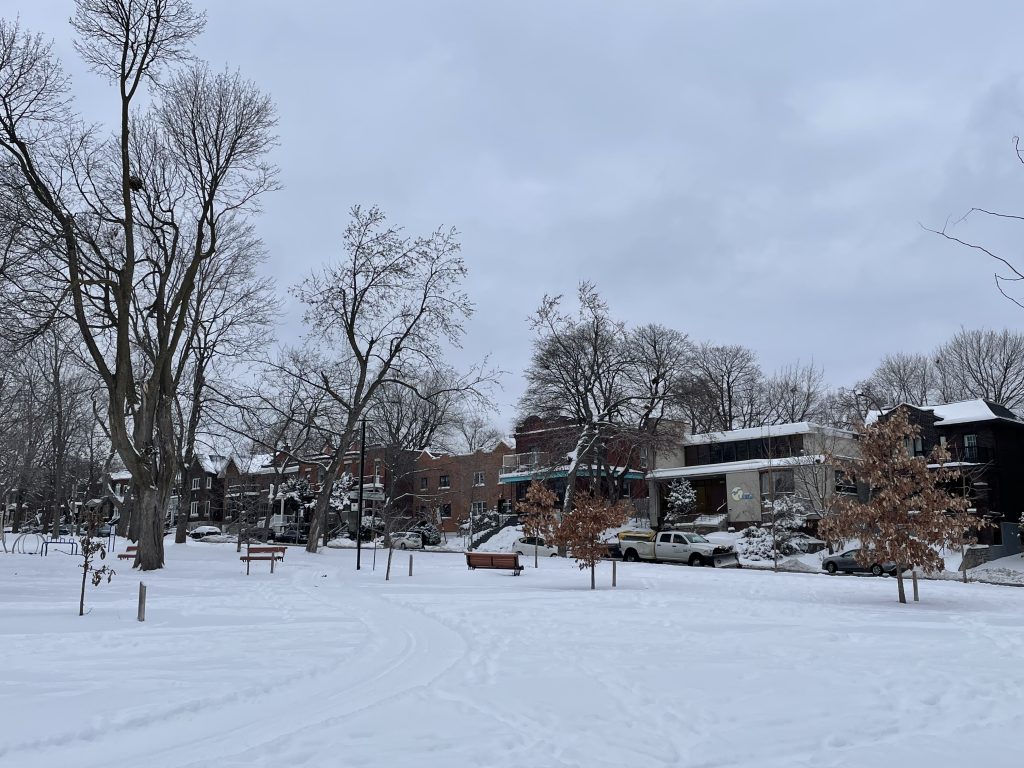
left=1, top=543, right=1023, bottom=767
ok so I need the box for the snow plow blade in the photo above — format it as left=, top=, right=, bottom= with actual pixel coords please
left=713, top=553, right=741, bottom=568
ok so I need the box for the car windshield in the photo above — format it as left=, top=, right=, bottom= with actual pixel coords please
left=684, top=533, right=708, bottom=544
left=841, top=549, right=859, bottom=557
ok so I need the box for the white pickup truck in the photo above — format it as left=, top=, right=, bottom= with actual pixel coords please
left=619, top=530, right=740, bottom=568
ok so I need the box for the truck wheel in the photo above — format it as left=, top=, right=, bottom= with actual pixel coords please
left=624, top=550, right=639, bottom=563
left=689, top=554, right=703, bottom=567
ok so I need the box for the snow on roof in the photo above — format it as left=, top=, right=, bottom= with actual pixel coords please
left=648, top=454, right=826, bottom=480
left=198, top=454, right=230, bottom=476
left=872, top=399, right=1024, bottom=427
left=109, top=470, right=131, bottom=482
left=238, top=454, right=274, bottom=474
left=683, top=422, right=855, bottom=446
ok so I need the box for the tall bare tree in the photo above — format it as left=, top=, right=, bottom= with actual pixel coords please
left=933, top=328, right=1024, bottom=409
left=0, top=3, right=278, bottom=569
left=290, top=205, right=487, bottom=553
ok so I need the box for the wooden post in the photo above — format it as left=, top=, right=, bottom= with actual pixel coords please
left=612, top=559, right=617, bottom=588
left=408, top=554, right=413, bottom=577
left=386, top=546, right=393, bottom=581
left=912, top=569, right=919, bottom=602
left=137, top=582, right=147, bottom=622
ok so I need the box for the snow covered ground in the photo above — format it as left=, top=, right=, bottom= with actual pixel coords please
left=2, top=540, right=1023, bottom=768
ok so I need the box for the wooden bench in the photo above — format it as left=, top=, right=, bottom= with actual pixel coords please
left=465, top=551, right=523, bottom=575
left=240, top=545, right=287, bottom=575
left=117, top=545, right=137, bottom=561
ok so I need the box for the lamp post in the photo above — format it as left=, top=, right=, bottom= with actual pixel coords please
left=356, top=417, right=367, bottom=571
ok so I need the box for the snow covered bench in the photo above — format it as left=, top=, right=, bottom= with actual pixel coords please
left=465, top=552, right=524, bottom=575
left=117, top=545, right=137, bottom=561
left=241, top=545, right=286, bottom=575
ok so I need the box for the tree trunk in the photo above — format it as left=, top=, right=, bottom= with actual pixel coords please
left=79, top=548, right=89, bottom=616
left=896, top=569, right=907, bottom=604
left=174, top=481, right=191, bottom=544
left=590, top=562, right=596, bottom=590
left=133, top=486, right=166, bottom=570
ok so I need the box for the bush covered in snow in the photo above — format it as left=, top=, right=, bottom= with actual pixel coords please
left=736, top=526, right=775, bottom=560
left=663, top=478, right=696, bottom=527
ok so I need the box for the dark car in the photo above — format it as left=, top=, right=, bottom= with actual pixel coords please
left=821, top=548, right=901, bottom=576
left=276, top=526, right=309, bottom=544
left=240, top=525, right=275, bottom=543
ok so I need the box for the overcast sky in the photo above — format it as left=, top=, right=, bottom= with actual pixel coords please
left=18, top=1, right=1024, bottom=432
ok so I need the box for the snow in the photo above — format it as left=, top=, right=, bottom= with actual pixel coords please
left=648, top=453, right=825, bottom=479
left=867, top=399, right=1023, bottom=427
left=3, top=541, right=1024, bottom=768
left=683, top=421, right=855, bottom=445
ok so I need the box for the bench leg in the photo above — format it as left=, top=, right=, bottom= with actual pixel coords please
left=246, top=558, right=251, bottom=576
left=271, top=556, right=275, bottom=574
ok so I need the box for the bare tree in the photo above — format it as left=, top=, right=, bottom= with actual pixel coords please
left=290, top=205, right=487, bottom=553
left=679, top=343, right=764, bottom=431
left=0, top=4, right=278, bottom=569
left=456, top=413, right=505, bottom=453
left=763, top=360, right=827, bottom=424
left=857, top=352, right=936, bottom=409
left=933, top=328, right=1024, bottom=409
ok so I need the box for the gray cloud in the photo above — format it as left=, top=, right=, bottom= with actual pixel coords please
left=18, top=0, right=1024, bottom=427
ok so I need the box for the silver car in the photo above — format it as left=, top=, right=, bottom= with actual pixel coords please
left=821, top=548, right=899, bottom=576
left=391, top=531, right=424, bottom=550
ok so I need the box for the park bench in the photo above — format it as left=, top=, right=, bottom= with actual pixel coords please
left=465, top=551, right=524, bottom=575
left=117, top=545, right=137, bottom=561
left=240, top=545, right=287, bottom=575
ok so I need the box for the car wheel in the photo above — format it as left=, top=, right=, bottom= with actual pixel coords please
left=870, top=564, right=884, bottom=577
left=689, top=554, right=703, bottom=567
left=397, top=543, right=406, bottom=550
left=825, top=562, right=838, bottom=574
left=549, top=552, right=557, bottom=557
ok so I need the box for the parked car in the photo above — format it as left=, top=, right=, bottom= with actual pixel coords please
left=821, top=548, right=900, bottom=576
left=240, top=525, right=274, bottom=542
left=276, top=526, right=309, bottom=544
left=513, top=536, right=559, bottom=558
left=409, top=521, right=442, bottom=546
left=619, top=530, right=740, bottom=567
left=189, top=525, right=222, bottom=540
left=391, top=531, right=424, bottom=550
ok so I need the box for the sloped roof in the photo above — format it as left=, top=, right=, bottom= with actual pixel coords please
left=872, top=399, right=1023, bottom=427
left=683, top=422, right=855, bottom=446
left=197, top=454, right=230, bottom=476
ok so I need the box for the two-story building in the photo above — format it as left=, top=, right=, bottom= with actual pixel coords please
left=413, top=442, right=515, bottom=532
left=882, top=399, right=1024, bottom=551
left=647, top=422, right=860, bottom=531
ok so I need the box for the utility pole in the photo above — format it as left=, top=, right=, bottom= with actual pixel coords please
left=356, top=418, right=367, bottom=571
left=767, top=423, right=777, bottom=572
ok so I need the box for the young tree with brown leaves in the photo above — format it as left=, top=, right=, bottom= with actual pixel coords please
left=519, top=480, right=558, bottom=568
left=821, top=409, right=977, bottom=604
left=550, top=491, right=629, bottom=590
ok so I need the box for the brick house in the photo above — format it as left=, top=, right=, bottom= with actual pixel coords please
left=176, top=455, right=242, bottom=524
left=412, top=442, right=515, bottom=532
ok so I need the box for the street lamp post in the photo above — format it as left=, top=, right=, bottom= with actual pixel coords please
left=356, top=418, right=367, bottom=571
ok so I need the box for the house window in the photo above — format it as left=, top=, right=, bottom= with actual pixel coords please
left=420, top=477, right=428, bottom=491
left=440, top=503, right=452, bottom=518
left=374, top=459, right=381, bottom=479
left=205, top=476, right=212, bottom=489
left=189, top=501, right=198, bottom=518
left=834, top=470, right=857, bottom=495
left=759, top=469, right=794, bottom=498
left=204, top=501, right=210, bottom=518
left=419, top=505, right=428, bottom=517
left=439, top=474, right=450, bottom=489
left=964, top=434, right=978, bottom=461
left=473, top=470, right=485, bottom=486
left=471, top=501, right=486, bottom=515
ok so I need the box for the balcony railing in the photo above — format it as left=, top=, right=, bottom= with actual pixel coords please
left=500, top=452, right=552, bottom=475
